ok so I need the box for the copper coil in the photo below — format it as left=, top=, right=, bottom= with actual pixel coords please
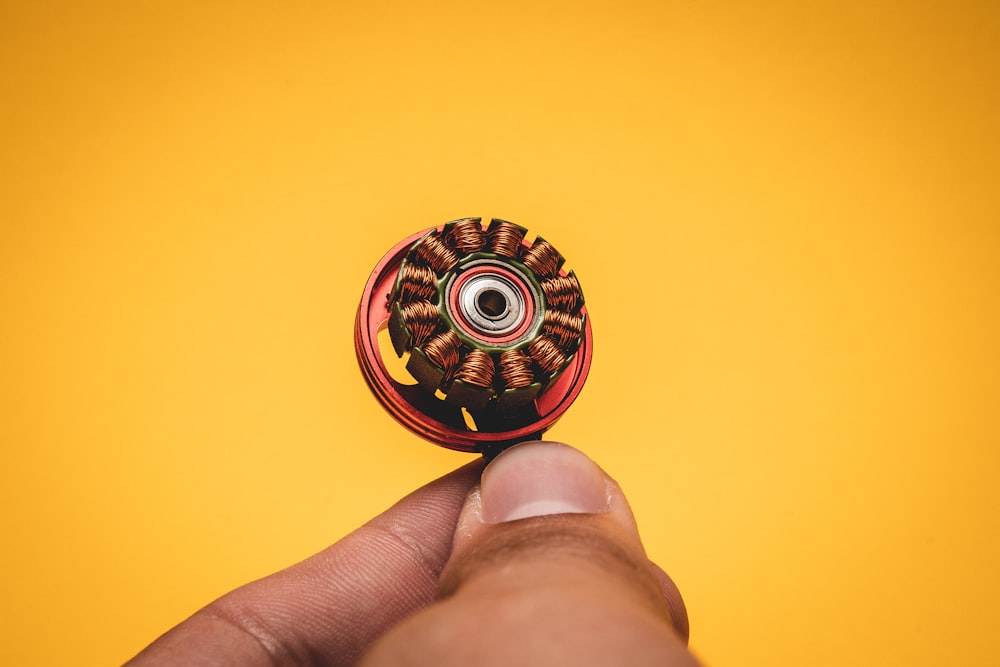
left=542, top=309, right=584, bottom=350
left=399, top=299, right=440, bottom=349
left=454, top=349, right=494, bottom=388
left=423, top=330, right=462, bottom=380
left=412, top=233, right=459, bottom=274
left=487, top=221, right=525, bottom=258
left=499, top=349, right=534, bottom=389
left=540, top=274, right=582, bottom=311
left=527, top=335, right=567, bottom=374
left=446, top=218, right=487, bottom=254
left=397, top=263, right=438, bottom=303
left=521, top=239, right=562, bottom=279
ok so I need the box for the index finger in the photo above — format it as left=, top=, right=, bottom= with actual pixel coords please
left=127, top=459, right=484, bottom=667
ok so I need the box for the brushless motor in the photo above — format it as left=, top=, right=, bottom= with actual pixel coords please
left=355, top=218, right=592, bottom=455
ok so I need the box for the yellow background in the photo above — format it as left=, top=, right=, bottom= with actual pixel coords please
left=1, top=1, right=997, bottom=665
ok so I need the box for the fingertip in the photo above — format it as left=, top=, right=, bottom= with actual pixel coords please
left=481, top=441, right=613, bottom=522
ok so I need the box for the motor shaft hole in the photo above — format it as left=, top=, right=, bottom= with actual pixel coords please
left=476, top=288, right=508, bottom=320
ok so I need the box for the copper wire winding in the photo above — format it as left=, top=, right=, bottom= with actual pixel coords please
left=499, top=350, right=534, bottom=389
left=527, top=336, right=567, bottom=374
left=521, top=240, right=562, bottom=279
left=399, top=299, right=440, bottom=349
left=423, top=330, right=461, bottom=380
left=487, top=221, right=524, bottom=258
left=446, top=219, right=487, bottom=254
left=454, top=349, right=494, bottom=388
left=390, top=220, right=585, bottom=406
left=397, top=263, right=438, bottom=303
left=540, top=274, right=582, bottom=312
left=412, top=233, right=459, bottom=274
left=542, top=309, right=584, bottom=350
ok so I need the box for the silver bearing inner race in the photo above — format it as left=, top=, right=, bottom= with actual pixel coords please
left=460, top=274, right=524, bottom=335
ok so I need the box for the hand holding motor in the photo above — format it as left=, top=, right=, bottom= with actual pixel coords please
left=128, top=441, right=698, bottom=666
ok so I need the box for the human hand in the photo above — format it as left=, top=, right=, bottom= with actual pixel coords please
left=127, top=441, right=699, bottom=666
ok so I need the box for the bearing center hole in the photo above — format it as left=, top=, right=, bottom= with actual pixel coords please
left=476, top=289, right=508, bottom=319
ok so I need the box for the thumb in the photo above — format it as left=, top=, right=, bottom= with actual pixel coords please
left=360, top=441, right=698, bottom=667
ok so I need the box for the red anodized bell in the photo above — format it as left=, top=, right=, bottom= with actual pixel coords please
left=354, top=217, right=593, bottom=456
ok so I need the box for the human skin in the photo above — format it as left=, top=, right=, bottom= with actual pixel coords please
left=127, top=441, right=700, bottom=666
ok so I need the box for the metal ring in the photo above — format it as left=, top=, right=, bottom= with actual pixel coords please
left=443, top=259, right=542, bottom=348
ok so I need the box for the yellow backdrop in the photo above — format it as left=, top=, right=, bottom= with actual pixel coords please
left=2, top=1, right=997, bottom=665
